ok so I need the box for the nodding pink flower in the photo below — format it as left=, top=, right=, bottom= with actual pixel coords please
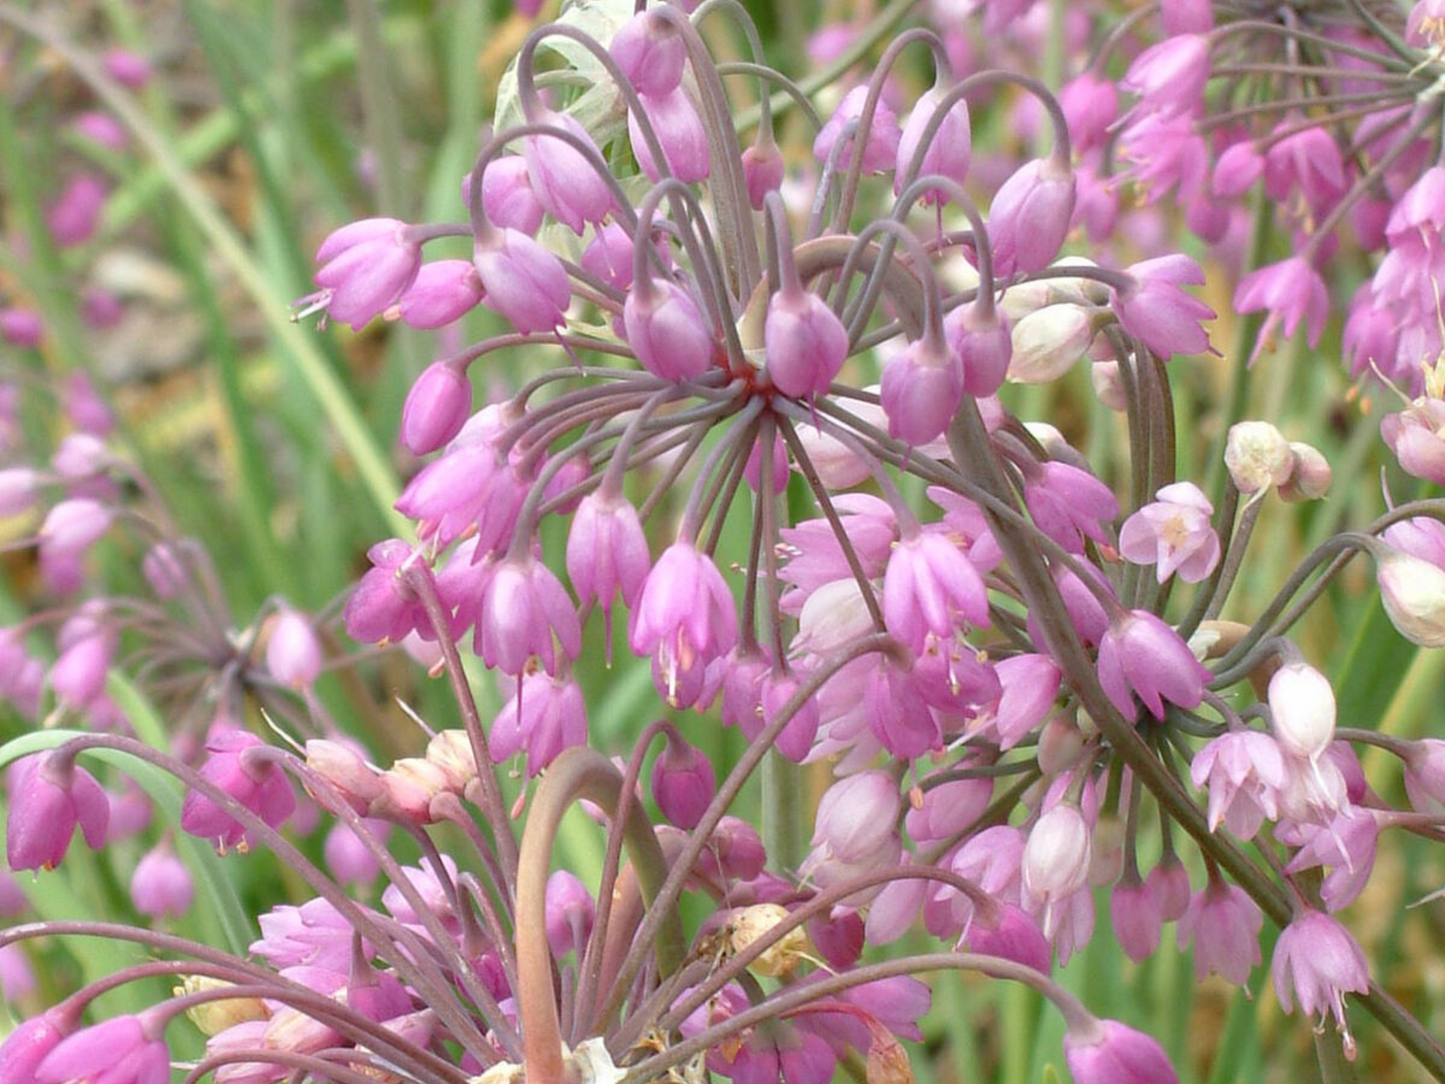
left=1121, top=35, right=1210, bottom=117
left=36, top=1013, right=169, bottom=1084
left=1285, top=808, right=1385, bottom=911
left=882, top=528, right=990, bottom=651
left=0, top=1008, right=71, bottom=1084
left=945, top=302, right=1012, bottom=398
left=1064, top=1018, right=1179, bottom=1084
left=103, top=48, right=152, bottom=87
left=1268, top=662, right=1335, bottom=762
left=1190, top=730, right=1284, bottom=839
left=1212, top=140, right=1264, bottom=199
left=0, top=467, right=39, bottom=517
left=1264, top=122, right=1347, bottom=215
left=864, top=658, right=938, bottom=758
left=611, top=10, right=686, bottom=96
left=6, top=754, right=110, bottom=872
left=311, top=217, right=424, bottom=330
left=813, top=86, right=901, bottom=175
left=323, top=820, right=388, bottom=885
left=1382, top=399, right=1445, bottom=486
left=624, top=278, right=715, bottom=382
left=1022, top=461, right=1119, bottom=553
left=343, top=539, right=426, bottom=646
left=395, top=260, right=484, bottom=330
left=523, top=112, right=614, bottom=233
left=880, top=335, right=964, bottom=446
left=400, top=360, right=473, bottom=454
left=651, top=730, right=716, bottom=828
left=985, top=653, right=1061, bottom=750
left=130, top=844, right=194, bottom=918
left=987, top=157, right=1076, bottom=276
left=46, top=173, right=108, bottom=247
left=895, top=87, right=971, bottom=200
left=1147, top=855, right=1191, bottom=923
left=266, top=607, right=322, bottom=688
left=1023, top=803, right=1092, bottom=939
left=811, top=771, right=900, bottom=864
left=544, top=870, right=596, bottom=958
left=630, top=88, right=710, bottom=183
left=141, top=542, right=186, bottom=599
left=473, top=228, right=572, bottom=334
left=1404, top=738, right=1445, bottom=817
left=180, top=729, right=296, bottom=850
left=741, top=140, right=785, bottom=209
left=1059, top=72, right=1119, bottom=154
left=630, top=542, right=738, bottom=702
left=63, top=372, right=116, bottom=437
left=1177, top=880, right=1262, bottom=985
left=1110, top=876, right=1164, bottom=962
left=490, top=673, right=587, bottom=774
left=50, top=624, right=115, bottom=711
left=1234, top=256, right=1329, bottom=355
left=478, top=155, right=546, bottom=236
left=961, top=902, right=1053, bottom=973
left=478, top=556, right=581, bottom=676
left=765, top=285, right=849, bottom=398
left=1407, top=0, right=1445, bottom=47
left=0, top=306, right=44, bottom=347
left=1112, top=254, right=1216, bottom=359
left=906, top=774, right=992, bottom=843
left=566, top=491, right=651, bottom=626
left=1386, top=166, right=1445, bottom=242
left=1272, top=910, right=1369, bottom=1037
left=749, top=669, right=819, bottom=763
left=1344, top=294, right=1401, bottom=384
left=1097, top=609, right=1211, bottom=721
left=1116, top=111, right=1208, bottom=203
left=40, top=497, right=113, bottom=558
left=73, top=110, right=129, bottom=151
left=1118, top=482, right=1220, bottom=584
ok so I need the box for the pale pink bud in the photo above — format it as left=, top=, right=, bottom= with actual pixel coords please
left=1007, top=304, right=1092, bottom=383
left=0, top=467, right=40, bottom=517
left=765, top=287, right=848, bottom=398
left=266, top=608, right=322, bottom=688
left=523, top=113, right=614, bottom=233
left=40, top=498, right=113, bottom=557
left=473, top=228, right=571, bottom=334
left=895, top=87, right=971, bottom=201
left=396, top=261, right=484, bottom=330
left=610, top=10, right=685, bottom=96
left=130, top=844, right=194, bottom=917
left=623, top=279, right=714, bottom=382
left=544, top=870, right=595, bottom=958
left=879, top=336, right=964, bottom=446
left=629, top=88, right=710, bottom=183
left=1377, top=546, right=1445, bottom=647
left=987, top=157, right=1076, bottom=277
left=1279, top=441, right=1331, bottom=502
left=813, top=87, right=900, bottom=175
left=1109, top=877, right=1163, bottom=962
left=1064, top=1019, right=1179, bottom=1084
left=1023, top=803, right=1091, bottom=935
left=400, top=361, right=473, bottom=454
left=1268, top=662, right=1335, bottom=761
left=478, top=155, right=546, bottom=235
left=741, top=141, right=785, bottom=209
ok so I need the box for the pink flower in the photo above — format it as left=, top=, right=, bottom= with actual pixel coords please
left=1271, top=910, right=1369, bottom=1034
left=5, top=754, right=110, bottom=872
left=879, top=336, right=965, bottom=446
left=311, top=218, right=423, bottom=330
left=395, top=260, right=484, bottom=330
left=1059, top=72, right=1119, bottom=153
left=0, top=1009, right=70, bottom=1084
left=46, top=174, right=108, bottom=247
left=1407, top=0, right=1445, bottom=48
left=180, top=729, right=296, bottom=849
left=629, top=88, right=710, bottom=183
left=629, top=542, right=738, bottom=704
left=490, top=673, right=587, bottom=775
left=1121, top=35, right=1210, bottom=117
left=895, top=87, right=972, bottom=201
left=566, top=491, right=651, bottom=625
left=1023, top=461, right=1119, bottom=553
left=741, top=140, right=785, bottom=209
left=1177, top=880, right=1262, bottom=984
left=474, top=228, right=572, bottom=334
left=1022, top=803, right=1092, bottom=939
left=813, top=87, right=900, bottom=174
left=1264, top=121, right=1347, bottom=215
left=266, top=607, right=321, bottom=688
left=1233, top=256, right=1329, bottom=355
left=1382, top=398, right=1445, bottom=486
left=624, top=278, right=716, bottom=382
left=1064, top=1019, right=1179, bottom=1084
left=544, top=870, right=595, bottom=958
left=882, top=528, right=990, bottom=651
left=36, top=1013, right=169, bottom=1084
left=1190, top=730, right=1285, bottom=839
left=945, top=301, right=1013, bottom=398
left=765, top=286, right=849, bottom=398
left=1110, top=877, right=1164, bottom=962
left=1112, top=255, right=1216, bottom=359
left=523, top=112, right=614, bottom=233
left=987, top=157, right=1076, bottom=276
left=1118, top=482, right=1220, bottom=583
left=610, top=10, right=685, bottom=96
left=103, top=49, right=152, bottom=88
left=478, top=557, right=581, bottom=676
left=651, top=731, right=716, bottom=828
left=130, top=844, right=194, bottom=918
left=478, top=155, right=545, bottom=236
left=1097, top=610, right=1212, bottom=721
left=0, top=307, right=44, bottom=347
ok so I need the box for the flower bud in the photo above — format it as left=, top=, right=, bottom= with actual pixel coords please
left=544, top=870, right=595, bottom=958
left=741, top=140, right=785, bottom=209
left=987, top=157, right=1076, bottom=276
left=765, top=287, right=849, bottom=398
left=946, top=302, right=1012, bottom=397
left=142, top=542, right=187, bottom=599
left=651, top=730, right=716, bottom=829
left=40, top=498, right=112, bottom=557
left=1268, top=662, right=1335, bottom=761
left=478, top=155, right=546, bottom=236
left=610, top=10, right=685, bottom=96
left=304, top=739, right=382, bottom=814
left=130, top=844, right=194, bottom=918
left=1378, top=546, right=1445, bottom=647
left=425, top=730, right=478, bottom=791
left=396, top=261, right=484, bottom=331
left=879, top=336, right=964, bottom=446
left=624, top=279, right=714, bottom=383
left=630, top=88, right=710, bottom=183
left=1224, top=420, right=1292, bottom=495
left=0, top=307, right=44, bottom=347
left=1064, top=1019, right=1179, bottom=1084
left=1008, top=305, right=1092, bottom=383
left=265, top=608, right=322, bottom=688
left=1022, top=803, right=1091, bottom=917
left=1279, top=441, right=1332, bottom=502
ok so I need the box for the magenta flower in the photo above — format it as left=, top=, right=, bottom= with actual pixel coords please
left=651, top=730, right=716, bottom=829
left=1112, top=254, right=1216, bottom=359
left=478, top=556, right=581, bottom=676
left=961, top=903, right=1053, bottom=973
left=566, top=491, right=651, bottom=625
left=103, top=49, right=152, bottom=87
left=180, top=729, right=296, bottom=850
left=1118, top=482, right=1220, bottom=584
left=1272, top=910, right=1369, bottom=1034
left=1097, top=609, right=1211, bottom=721
left=343, top=539, right=427, bottom=646
left=46, top=173, right=108, bottom=248
left=765, top=286, right=849, bottom=399
left=544, top=870, right=596, bottom=959
left=36, top=1013, right=169, bottom=1084
left=473, top=228, right=572, bottom=334
left=1263, top=121, right=1347, bottom=215
left=399, top=361, right=473, bottom=455
left=523, top=112, right=614, bottom=233
left=0, top=307, right=44, bottom=347
left=610, top=10, right=685, bottom=96
left=882, top=528, right=990, bottom=651
left=880, top=336, right=965, bottom=447
left=1064, top=1019, right=1179, bottom=1084
left=0, top=1009, right=70, bottom=1084
left=1177, top=880, right=1262, bottom=985
left=741, top=140, right=785, bottom=209
left=1059, top=73, right=1119, bottom=153
left=478, top=155, right=546, bottom=236
left=629, top=542, right=738, bottom=703
left=1022, top=461, right=1119, bottom=553
left=395, top=260, right=484, bottom=330
left=311, top=217, right=423, bottom=330
left=1233, top=256, right=1329, bottom=354
left=5, top=754, right=110, bottom=872
left=1190, top=730, right=1285, bottom=839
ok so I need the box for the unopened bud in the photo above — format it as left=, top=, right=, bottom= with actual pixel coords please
left=176, top=976, right=269, bottom=1036
left=1008, top=305, right=1093, bottom=384
left=1268, top=661, right=1335, bottom=761
left=1224, top=421, right=1292, bottom=495
left=1279, top=441, right=1331, bottom=502
left=374, top=758, right=449, bottom=823
left=1377, top=546, right=1445, bottom=647
left=1090, top=360, right=1127, bottom=411
left=304, top=739, right=382, bottom=813
left=1038, top=712, right=1087, bottom=775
